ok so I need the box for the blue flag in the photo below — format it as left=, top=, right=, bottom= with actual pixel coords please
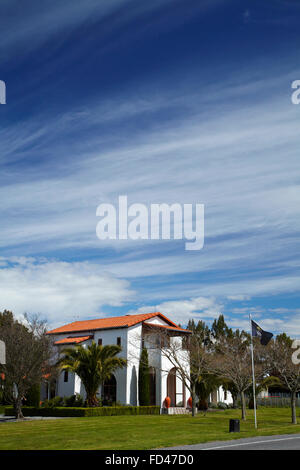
left=251, top=320, right=273, bottom=345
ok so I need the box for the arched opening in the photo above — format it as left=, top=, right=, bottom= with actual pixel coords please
left=103, top=375, right=117, bottom=405
left=167, top=368, right=185, bottom=407
left=149, top=367, right=156, bottom=406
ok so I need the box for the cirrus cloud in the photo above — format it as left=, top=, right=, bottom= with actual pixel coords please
left=0, top=257, right=134, bottom=328
left=130, top=296, right=223, bottom=325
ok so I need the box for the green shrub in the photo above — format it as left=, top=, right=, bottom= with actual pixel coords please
left=64, top=394, right=84, bottom=407
left=42, top=396, right=64, bottom=408
left=81, top=406, right=160, bottom=417
left=208, top=402, right=217, bottom=409
left=4, top=405, right=160, bottom=417
left=217, top=401, right=228, bottom=409
left=110, top=400, right=122, bottom=407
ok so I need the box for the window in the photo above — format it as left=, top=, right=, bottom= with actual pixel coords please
left=224, top=390, right=227, bottom=400
left=98, top=338, right=102, bottom=346
left=117, top=337, right=121, bottom=347
left=63, top=370, right=68, bottom=383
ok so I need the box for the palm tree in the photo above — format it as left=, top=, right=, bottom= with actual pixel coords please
left=58, top=342, right=127, bottom=407
left=196, top=373, right=223, bottom=411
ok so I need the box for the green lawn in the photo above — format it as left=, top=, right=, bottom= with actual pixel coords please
left=0, top=408, right=300, bottom=450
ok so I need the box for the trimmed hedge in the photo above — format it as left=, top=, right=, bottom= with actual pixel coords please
left=4, top=405, right=160, bottom=417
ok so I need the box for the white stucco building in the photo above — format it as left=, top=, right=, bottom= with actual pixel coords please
left=46, top=312, right=192, bottom=408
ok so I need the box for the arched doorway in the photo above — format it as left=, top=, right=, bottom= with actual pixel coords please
left=103, top=375, right=117, bottom=405
left=167, top=368, right=185, bottom=407
left=149, top=367, right=156, bottom=406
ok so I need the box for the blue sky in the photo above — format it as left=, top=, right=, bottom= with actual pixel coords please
left=0, top=0, right=300, bottom=335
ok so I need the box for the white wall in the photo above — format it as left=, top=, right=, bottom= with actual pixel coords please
left=57, top=370, right=76, bottom=397
left=208, top=387, right=233, bottom=405
left=217, top=387, right=233, bottom=404
left=126, top=324, right=142, bottom=405
left=160, top=336, right=190, bottom=407
left=53, top=328, right=129, bottom=402
left=144, top=316, right=169, bottom=326
left=94, top=327, right=128, bottom=403
left=51, top=326, right=191, bottom=408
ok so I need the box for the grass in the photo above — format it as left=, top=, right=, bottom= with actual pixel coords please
left=0, top=408, right=300, bottom=450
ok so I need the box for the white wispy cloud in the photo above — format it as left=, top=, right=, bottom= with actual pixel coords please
left=1, top=0, right=221, bottom=63
left=1, top=7, right=300, bottom=334
left=0, top=257, right=134, bottom=328
left=227, top=295, right=251, bottom=301
left=1, top=75, right=300, bottom=256
left=0, top=0, right=128, bottom=59
left=130, top=296, right=223, bottom=325
left=227, top=309, right=300, bottom=338
left=0, top=69, right=299, bottom=312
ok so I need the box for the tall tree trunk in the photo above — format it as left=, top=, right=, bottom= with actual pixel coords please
left=191, top=382, right=196, bottom=417
left=291, top=391, right=297, bottom=425
left=14, top=396, right=24, bottom=420
left=86, top=387, right=99, bottom=407
left=232, top=393, right=238, bottom=409
left=241, top=391, right=246, bottom=421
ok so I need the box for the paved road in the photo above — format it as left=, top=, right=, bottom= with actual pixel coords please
left=163, top=433, right=300, bottom=450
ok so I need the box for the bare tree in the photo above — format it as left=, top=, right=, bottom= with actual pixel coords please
left=0, top=310, right=53, bottom=419
left=267, top=337, right=300, bottom=424
left=129, top=323, right=214, bottom=417
left=211, top=333, right=266, bottom=420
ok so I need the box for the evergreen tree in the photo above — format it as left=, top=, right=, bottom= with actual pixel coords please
left=276, top=332, right=293, bottom=347
left=138, top=348, right=150, bottom=406
left=211, top=314, right=233, bottom=339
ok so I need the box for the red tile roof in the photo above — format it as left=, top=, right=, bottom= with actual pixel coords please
left=54, top=335, right=93, bottom=345
left=47, top=312, right=187, bottom=335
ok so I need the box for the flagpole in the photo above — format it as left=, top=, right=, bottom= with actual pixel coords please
left=249, top=313, right=257, bottom=429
